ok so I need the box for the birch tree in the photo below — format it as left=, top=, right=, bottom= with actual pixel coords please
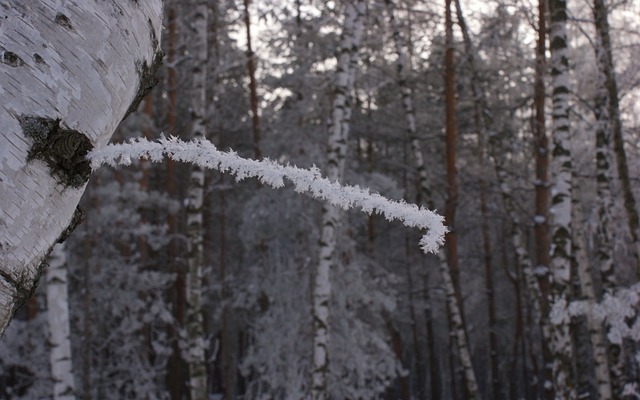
left=185, top=1, right=209, bottom=398
left=592, top=0, right=625, bottom=392
left=46, top=244, right=75, bottom=400
left=0, top=0, right=163, bottom=334
left=312, top=1, right=365, bottom=398
left=592, top=0, right=640, bottom=279
left=548, top=0, right=575, bottom=396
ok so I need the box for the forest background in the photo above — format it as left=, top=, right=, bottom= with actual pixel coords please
left=1, top=0, right=640, bottom=399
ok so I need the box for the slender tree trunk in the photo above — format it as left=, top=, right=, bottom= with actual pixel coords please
left=424, top=271, right=442, bottom=400
left=591, top=0, right=640, bottom=279
left=0, top=0, right=163, bottom=335
left=164, top=6, right=187, bottom=399
left=384, top=0, right=432, bottom=208
left=592, top=0, right=626, bottom=393
left=311, top=2, right=364, bottom=399
left=243, top=0, right=262, bottom=160
left=185, top=2, right=209, bottom=399
left=444, top=1, right=480, bottom=398
left=383, top=311, right=411, bottom=400
left=548, top=0, right=575, bottom=397
left=452, top=2, right=500, bottom=396
left=532, top=2, right=556, bottom=397
left=572, top=200, right=612, bottom=399
left=47, top=243, right=76, bottom=400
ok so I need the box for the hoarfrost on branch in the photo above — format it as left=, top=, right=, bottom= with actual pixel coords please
left=89, top=136, right=447, bottom=254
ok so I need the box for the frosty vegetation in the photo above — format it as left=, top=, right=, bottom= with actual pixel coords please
left=88, top=136, right=447, bottom=254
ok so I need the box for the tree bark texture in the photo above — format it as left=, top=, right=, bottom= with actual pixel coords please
left=443, top=1, right=479, bottom=398
left=592, top=0, right=640, bottom=280
left=185, top=1, right=209, bottom=399
left=453, top=1, right=500, bottom=397
left=312, top=2, right=365, bottom=399
left=591, top=0, right=626, bottom=393
left=548, top=0, right=575, bottom=397
left=47, top=243, right=76, bottom=400
left=572, top=201, right=613, bottom=399
left=243, top=0, right=262, bottom=160
left=0, top=0, right=163, bottom=335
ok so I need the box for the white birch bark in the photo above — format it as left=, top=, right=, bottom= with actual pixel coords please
left=46, top=243, right=76, bottom=400
left=437, top=251, right=479, bottom=399
left=185, top=1, right=208, bottom=399
left=592, top=0, right=625, bottom=392
left=383, top=0, right=432, bottom=207
left=548, top=0, right=575, bottom=397
left=312, top=1, right=364, bottom=398
left=383, top=0, right=479, bottom=396
left=0, top=0, right=163, bottom=334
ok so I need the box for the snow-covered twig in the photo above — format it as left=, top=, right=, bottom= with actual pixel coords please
left=89, top=136, right=447, bottom=253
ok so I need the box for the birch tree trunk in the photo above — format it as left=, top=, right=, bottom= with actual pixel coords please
left=0, top=0, right=163, bottom=335
left=384, top=1, right=479, bottom=396
left=185, top=1, right=209, bottom=399
left=592, top=0, right=640, bottom=279
left=47, top=243, right=76, bottom=400
left=312, top=2, right=364, bottom=398
left=548, top=0, right=575, bottom=397
left=592, top=0, right=625, bottom=392
left=452, top=2, right=500, bottom=397
left=443, top=1, right=479, bottom=397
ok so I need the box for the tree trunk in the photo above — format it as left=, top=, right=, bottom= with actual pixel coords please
left=592, top=0, right=626, bottom=393
left=243, top=0, right=262, bottom=160
left=548, top=0, right=575, bottom=397
left=452, top=2, right=500, bottom=397
left=47, top=243, right=76, bottom=400
left=185, top=1, right=209, bottom=399
left=444, top=1, right=479, bottom=398
left=591, top=0, right=640, bottom=280
left=312, top=1, right=364, bottom=399
left=0, top=0, right=163, bottom=335
left=572, top=201, right=612, bottom=399
left=424, top=271, right=442, bottom=400
left=163, top=5, right=187, bottom=399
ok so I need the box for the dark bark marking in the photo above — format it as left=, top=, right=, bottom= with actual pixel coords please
left=54, top=13, right=73, bottom=31
left=19, top=115, right=93, bottom=188
left=32, top=53, right=45, bottom=64
left=122, top=20, right=162, bottom=122
left=1, top=48, right=24, bottom=67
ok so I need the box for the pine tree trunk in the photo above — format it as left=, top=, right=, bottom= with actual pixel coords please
left=424, top=271, right=442, bottom=400
left=312, top=2, right=364, bottom=398
left=572, top=201, right=612, bottom=399
left=47, top=243, right=76, bottom=400
left=0, top=0, right=163, bottom=335
left=548, top=0, right=575, bottom=397
left=243, top=0, right=262, bottom=160
left=185, top=2, right=209, bottom=399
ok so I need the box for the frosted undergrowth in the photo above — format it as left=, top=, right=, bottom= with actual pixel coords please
left=89, top=136, right=447, bottom=254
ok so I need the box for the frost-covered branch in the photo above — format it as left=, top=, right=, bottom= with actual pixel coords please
left=89, top=136, right=447, bottom=253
